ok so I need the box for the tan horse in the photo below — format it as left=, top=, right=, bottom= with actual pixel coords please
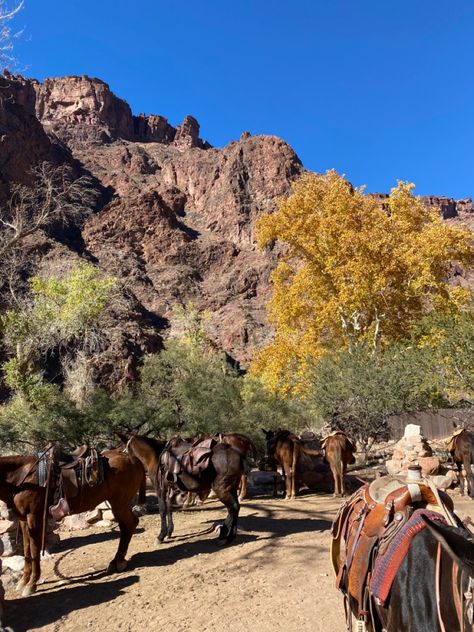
left=322, top=431, right=356, bottom=496
left=0, top=448, right=144, bottom=598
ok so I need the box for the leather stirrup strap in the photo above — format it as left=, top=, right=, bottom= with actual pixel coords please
left=436, top=542, right=447, bottom=632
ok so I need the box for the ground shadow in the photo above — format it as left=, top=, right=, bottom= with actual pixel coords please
left=58, top=526, right=145, bottom=553
left=6, top=575, right=139, bottom=632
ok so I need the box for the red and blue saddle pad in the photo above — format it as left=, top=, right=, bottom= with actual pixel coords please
left=371, top=508, right=446, bottom=606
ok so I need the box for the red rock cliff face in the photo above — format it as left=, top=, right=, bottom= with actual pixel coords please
left=1, top=73, right=303, bottom=367
left=1, top=72, right=472, bottom=371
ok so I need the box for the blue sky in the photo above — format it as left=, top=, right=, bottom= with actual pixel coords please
left=13, top=1, right=474, bottom=198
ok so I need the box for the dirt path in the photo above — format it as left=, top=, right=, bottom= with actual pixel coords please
left=5, top=493, right=347, bottom=632
left=6, top=491, right=474, bottom=632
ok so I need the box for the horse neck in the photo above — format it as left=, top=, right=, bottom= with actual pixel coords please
left=130, top=437, right=161, bottom=471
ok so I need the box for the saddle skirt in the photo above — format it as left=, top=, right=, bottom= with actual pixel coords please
left=161, top=437, right=216, bottom=482
left=331, top=474, right=456, bottom=626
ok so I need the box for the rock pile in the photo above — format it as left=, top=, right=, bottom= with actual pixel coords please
left=60, top=501, right=118, bottom=531
left=385, top=424, right=441, bottom=477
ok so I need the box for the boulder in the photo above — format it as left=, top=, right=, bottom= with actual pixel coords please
left=419, top=456, right=441, bottom=477
left=61, top=513, right=90, bottom=531
left=3, top=555, right=25, bottom=572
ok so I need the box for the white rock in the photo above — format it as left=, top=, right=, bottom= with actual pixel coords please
left=1, top=535, right=16, bottom=557
left=101, top=510, right=116, bottom=522
left=95, top=520, right=112, bottom=528
left=96, top=501, right=111, bottom=510
left=404, top=424, right=422, bottom=438
left=61, top=513, right=90, bottom=531
left=2, top=555, right=24, bottom=572
left=85, top=508, right=102, bottom=524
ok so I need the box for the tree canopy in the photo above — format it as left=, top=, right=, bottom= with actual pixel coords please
left=252, top=171, right=474, bottom=393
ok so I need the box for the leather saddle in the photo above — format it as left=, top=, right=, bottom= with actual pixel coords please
left=57, top=446, right=103, bottom=498
left=331, top=475, right=456, bottom=629
left=161, top=437, right=216, bottom=482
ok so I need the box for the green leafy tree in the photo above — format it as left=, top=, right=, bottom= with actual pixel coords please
left=1, top=262, right=115, bottom=398
left=138, top=339, right=243, bottom=437
left=307, top=343, right=442, bottom=460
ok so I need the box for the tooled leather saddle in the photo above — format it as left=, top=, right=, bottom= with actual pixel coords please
left=331, top=475, right=457, bottom=631
left=160, top=436, right=217, bottom=483
left=49, top=446, right=104, bottom=520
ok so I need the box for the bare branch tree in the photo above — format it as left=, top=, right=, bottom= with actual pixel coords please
left=0, top=1, right=24, bottom=71
left=0, top=162, right=97, bottom=257
left=0, top=161, right=98, bottom=308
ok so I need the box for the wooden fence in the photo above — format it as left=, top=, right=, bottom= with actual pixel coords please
left=388, top=409, right=474, bottom=440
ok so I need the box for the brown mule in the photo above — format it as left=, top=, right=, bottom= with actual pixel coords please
left=322, top=431, right=356, bottom=497
left=0, top=448, right=144, bottom=598
left=447, top=427, right=474, bottom=498
left=190, top=432, right=256, bottom=501
left=118, top=433, right=244, bottom=545
left=261, top=429, right=321, bottom=499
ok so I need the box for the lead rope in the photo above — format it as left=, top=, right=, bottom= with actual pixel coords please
left=436, top=542, right=447, bottom=632
left=40, top=450, right=53, bottom=554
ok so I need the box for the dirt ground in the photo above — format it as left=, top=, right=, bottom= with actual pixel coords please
left=4, top=489, right=474, bottom=632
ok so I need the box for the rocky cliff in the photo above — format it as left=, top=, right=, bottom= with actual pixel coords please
left=0, top=72, right=472, bottom=379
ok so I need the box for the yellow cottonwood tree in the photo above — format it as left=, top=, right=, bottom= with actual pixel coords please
left=252, top=171, right=474, bottom=393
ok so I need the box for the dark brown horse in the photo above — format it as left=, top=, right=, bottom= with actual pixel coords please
left=118, top=432, right=244, bottom=545
left=322, top=431, right=356, bottom=497
left=448, top=428, right=474, bottom=498
left=0, top=448, right=144, bottom=597
left=190, top=432, right=256, bottom=501
left=332, top=477, right=474, bottom=631
left=261, top=429, right=321, bottom=499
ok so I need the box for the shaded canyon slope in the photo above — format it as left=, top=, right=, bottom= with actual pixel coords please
left=0, top=72, right=473, bottom=379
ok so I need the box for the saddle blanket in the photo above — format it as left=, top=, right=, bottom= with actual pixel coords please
left=371, top=508, right=446, bottom=606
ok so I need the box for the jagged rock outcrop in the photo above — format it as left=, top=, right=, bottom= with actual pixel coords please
left=0, top=71, right=473, bottom=374
left=32, top=74, right=210, bottom=148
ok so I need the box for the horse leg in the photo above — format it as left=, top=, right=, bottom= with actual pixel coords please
left=273, top=472, right=279, bottom=497
left=137, top=471, right=147, bottom=506
left=457, top=460, right=466, bottom=496
left=17, top=520, right=31, bottom=593
left=238, top=473, right=247, bottom=502
left=107, top=503, right=139, bottom=573
left=282, top=463, right=292, bottom=499
left=330, top=461, right=341, bottom=497
left=22, top=512, right=42, bottom=596
left=165, top=487, right=174, bottom=539
left=212, top=481, right=240, bottom=545
left=464, top=457, right=474, bottom=499
left=156, top=486, right=170, bottom=544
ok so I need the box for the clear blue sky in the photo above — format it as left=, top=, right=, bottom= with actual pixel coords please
left=13, top=1, right=474, bottom=199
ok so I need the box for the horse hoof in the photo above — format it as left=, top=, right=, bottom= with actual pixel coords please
left=115, top=560, right=127, bottom=573
left=22, top=584, right=36, bottom=597
left=16, top=579, right=25, bottom=593
left=156, top=536, right=165, bottom=546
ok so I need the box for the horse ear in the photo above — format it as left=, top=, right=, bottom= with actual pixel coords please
left=115, top=431, right=128, bottom=443
left=261, top=428, right=268, bottom=436
left=422, top=516, right=474, bottom=574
